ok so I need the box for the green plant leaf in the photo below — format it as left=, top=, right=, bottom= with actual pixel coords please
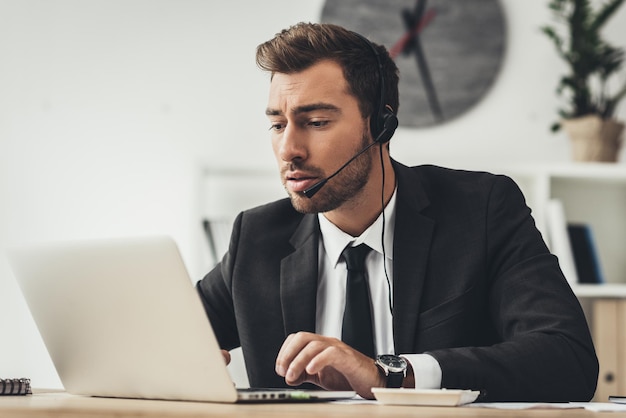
left=541, top=0, right=625, bottom=129
left=591, top=0, right=624, bottom=31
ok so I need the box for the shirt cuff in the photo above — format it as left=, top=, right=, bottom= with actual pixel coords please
left=400, top=353, right=442, bottom=389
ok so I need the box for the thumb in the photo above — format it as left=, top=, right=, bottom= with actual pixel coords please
left=221, top=349, right=231, bottom=365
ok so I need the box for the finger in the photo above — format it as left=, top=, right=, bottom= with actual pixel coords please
left=275, top=333, right=296, bottom=376
left=221, top=349, right=231, bottom=365
left=303, top=340, right=369, bottom=378
left=304, top=344, right=344, bottom=376
left=306, top=347, right=382, bottom=398
left=283, top=338, right=330, bottom=385
left=275, top=332, right=297, bottom=363
left=286, top=343, right=356, bottom=390
left=275, top=332, right=314, bottom=377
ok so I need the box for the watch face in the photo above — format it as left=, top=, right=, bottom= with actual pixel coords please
left=378, top=354, right=407, bottom=372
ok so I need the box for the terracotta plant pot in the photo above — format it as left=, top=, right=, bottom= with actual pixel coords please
left=561, top=115, right=624, bottom=162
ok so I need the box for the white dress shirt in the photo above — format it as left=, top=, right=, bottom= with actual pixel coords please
left=315, top=187, right=442, bottom=389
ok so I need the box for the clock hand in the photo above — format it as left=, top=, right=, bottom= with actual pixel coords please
left=389, top=7, right=436, bottom=59
left=402, top=0, right=444, bottom=122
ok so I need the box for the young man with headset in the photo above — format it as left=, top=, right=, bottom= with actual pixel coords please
left=196, top=22, right=598, bottom=402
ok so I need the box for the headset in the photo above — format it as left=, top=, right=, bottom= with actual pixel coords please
left=303, top=31, right=399, bottom=199
left=351, top=31, right=396, bottom=315
left=352, top=32, right=399, bottom=144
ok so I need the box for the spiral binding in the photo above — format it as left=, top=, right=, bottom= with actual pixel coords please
left=0, top=378, right=32, bottom=396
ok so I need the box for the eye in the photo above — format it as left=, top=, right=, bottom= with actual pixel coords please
left=269, top=122, right=285, bottom=131
left=308, top=120, right=330, bottom=128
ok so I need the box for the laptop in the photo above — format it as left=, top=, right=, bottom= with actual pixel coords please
left=7, top=236, right=356, bottom=403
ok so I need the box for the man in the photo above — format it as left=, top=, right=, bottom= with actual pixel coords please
left=196, top=22, right=598, bottom=401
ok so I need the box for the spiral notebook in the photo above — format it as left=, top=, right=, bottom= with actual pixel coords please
left=8, top=236, right=355, bottom=403
left=0, top=378, right=31, bottom=396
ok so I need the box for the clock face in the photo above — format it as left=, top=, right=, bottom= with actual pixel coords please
left=320, top=0, right=506, bottom=128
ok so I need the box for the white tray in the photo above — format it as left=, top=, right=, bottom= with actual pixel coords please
left=372, top=388, right=480, bottom=406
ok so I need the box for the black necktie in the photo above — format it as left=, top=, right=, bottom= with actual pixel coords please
left=341, top=243, right=375, bottom=359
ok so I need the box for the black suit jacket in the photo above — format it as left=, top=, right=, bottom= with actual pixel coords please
left=197, top=161, right=598, bottom=402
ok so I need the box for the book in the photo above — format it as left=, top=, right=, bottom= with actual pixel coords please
left=567, top=223, right=605, bottom=284
left=0, top=378, right=32, bottom=396
left=546, top=199, right=579, bottom=285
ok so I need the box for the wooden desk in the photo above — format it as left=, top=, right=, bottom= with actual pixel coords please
left=0, top=392, right=624, bottom=418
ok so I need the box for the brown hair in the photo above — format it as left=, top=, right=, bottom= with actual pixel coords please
left=256, top=22, right=399, bottom=125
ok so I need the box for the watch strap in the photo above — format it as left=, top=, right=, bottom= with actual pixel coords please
left=375, top=355, right=407, bottom=388
left=386, top=370, right=404, bottom=388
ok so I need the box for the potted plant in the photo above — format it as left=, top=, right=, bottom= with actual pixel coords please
left=541, top=0, right=626, bottom=162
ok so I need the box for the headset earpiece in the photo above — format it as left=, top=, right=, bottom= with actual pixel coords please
left=375, top=106, right=399, bottom=144
left=353, top=32, right=398, bottom=144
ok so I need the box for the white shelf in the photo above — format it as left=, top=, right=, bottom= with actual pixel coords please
left=546, top=162, right=626, bottom=182
left=572, top=284, right=626, bottom=299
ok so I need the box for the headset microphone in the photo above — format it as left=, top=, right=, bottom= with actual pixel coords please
left=303, top=136, right=379, bottom=198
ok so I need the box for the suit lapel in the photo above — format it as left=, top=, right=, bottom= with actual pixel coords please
left=280, top=214, right=319, bottom=336
left=392, top=162, right=434, bottom=353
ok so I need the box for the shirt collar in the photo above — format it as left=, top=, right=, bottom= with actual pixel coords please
left=318, top=187, right=397, bottom=268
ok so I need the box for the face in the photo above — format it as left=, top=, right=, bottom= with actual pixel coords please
left=266, top=60, right=373, bottom=214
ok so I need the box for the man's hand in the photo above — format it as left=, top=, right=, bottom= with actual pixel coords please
left=221, top=349, right=231, bottom=365
left=275, top=331, right=385, bottom=399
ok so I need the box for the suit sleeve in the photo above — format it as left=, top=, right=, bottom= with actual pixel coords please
left=195, top=213, right=243, bottom=351
left=426, top=175, right=598, bottom=402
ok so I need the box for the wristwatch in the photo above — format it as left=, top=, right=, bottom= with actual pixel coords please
left=375, top=354, right=408, bottom=388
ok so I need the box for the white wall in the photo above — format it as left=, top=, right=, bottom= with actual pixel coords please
left=1, top=0, right=625, bottom=388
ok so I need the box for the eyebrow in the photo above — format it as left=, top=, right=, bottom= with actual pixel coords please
left=265, top=102, right=341, bottom=116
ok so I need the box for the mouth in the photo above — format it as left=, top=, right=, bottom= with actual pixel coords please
left=284, top=171, right=321, bottom=193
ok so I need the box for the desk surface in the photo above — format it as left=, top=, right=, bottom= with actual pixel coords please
left=0, top=392, right=625, bottom=418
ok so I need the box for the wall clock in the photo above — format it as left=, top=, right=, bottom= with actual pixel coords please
left=321, top=0, right=507, bottom=128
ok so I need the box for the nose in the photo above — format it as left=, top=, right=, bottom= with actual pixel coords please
left=276, top=124, right=307, bottom=163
